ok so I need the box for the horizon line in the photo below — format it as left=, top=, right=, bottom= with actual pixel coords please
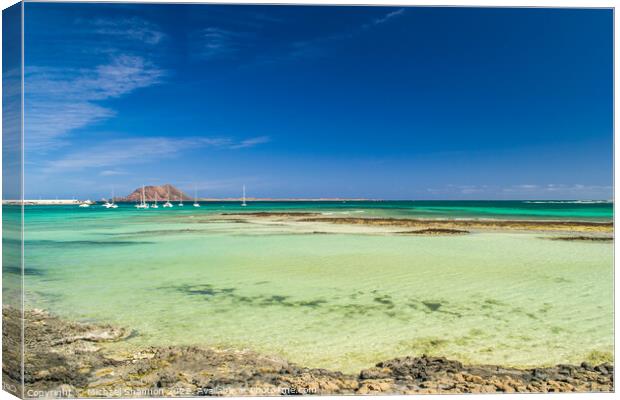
left=6, top=198, right=614, bottom=204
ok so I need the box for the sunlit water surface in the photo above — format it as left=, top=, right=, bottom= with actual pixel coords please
left=19, top=201, right=613, bottom=372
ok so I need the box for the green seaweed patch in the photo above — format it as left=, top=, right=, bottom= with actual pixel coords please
left=261, top=295, right=290, bottom=305
left=550, top=326, right=564, bottom=334
left=480, top=298, right=508, bottom=310
left=468, top=328, right=485, bottom=337
left=584, top=350, right=613, bottom=364
left=334, top=303, right=383, bottom=318
left=422, top=301, right=442, bottom=312
left=235, top=296, right=253, bottom=303
left=373, top=295, right=395, bottom=309
left=484, top=298, right=505, bottom=306
left=399, top=337, right=449, bottom=355
left=510, top=306, right=539, bottom=321
left=406, top=299, right=462, bottom=317
left=164, top=283, right=332, bottom=310
left=453, top=336, right=472, bottom=346
left=298, top=299, right=328, bottom=308
left=538, top=303, right=552, bottom=314
left=339, top=306, right=366, bottom=318
left=163, top=283, right=236, bottom=298
left=254, top=295, right=330, bottom=309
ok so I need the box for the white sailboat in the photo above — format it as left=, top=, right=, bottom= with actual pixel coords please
left=163, top=186, right=173, bottom=208
left=79, top=199, right=94, bottom=207
left=111, top=187, right=118, bottom=208
left=103, top=187, right=118, bottom=208
left=151, top=196, right=159, bottom=209
left=241, top=185, right=247, bottom=207
left=135, top=185, right=149, bottom=209
left=193, top=186, right=200, bottom=207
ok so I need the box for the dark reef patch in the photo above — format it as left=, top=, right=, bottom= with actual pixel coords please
left=298, top=299, right=328, bottom=308
left=164, top=284, right=236, bottom=298
left=127, top=229, right=209, bottom=235
left=374, top=295, right=395, bottom=309
left=422, top=302, right=442, bottom=312
left=4, top=265, right=45, bottom=276
left=221, top=212, right=321, bottom=217
left=546, top=236, right=613, bottom=242
left=160, top=285, right=466, bottom=320
left=161, top=283, right=330, bottom=310
left=261, top=295, right=290, bottom=305
left=299, top=216, right=613, bottom=233
left=26, top=239, right=154, bottom=248
left=396, top=228, right=469, bottom=235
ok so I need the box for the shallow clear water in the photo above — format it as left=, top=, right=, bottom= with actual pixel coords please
left=16, top=201, right=614, bottom=372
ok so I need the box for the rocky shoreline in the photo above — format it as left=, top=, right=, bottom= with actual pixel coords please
left=2, top=307, right=613, bottom=396
left=300, top=216, right=614, bottom=233
left=547, top=236, right=614, bottom=242
left=218, top=213, right=613, bottom=234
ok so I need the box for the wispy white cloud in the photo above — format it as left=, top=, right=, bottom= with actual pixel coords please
left=228, top=135, right=270, bottom=149
left=42, top=135, right=270, bottom=173
left=88, top=17, right=166, bottom=45
left=529, top=184, right=612, bottom=196
left=171, top=176, right=270, bottom=197
left=283, top=8, right=407, bottom=62
left=2, top=68, right=23, bottom=156
left=25, top=15, right=168, bottom=151
left=25, top=55, right=165, bottom=150
left=188, top=178, right=254, bottom=192
left=426, top=183, right=612, bottom=199
left=99, top=169, right=128, bottom=176
left=511, top=184, right=539, bottom=189
left=43, top=137, right=198, bottom=172
left=368, top=8, right=405, bottom=27
left=199, top=8, right=407, bottom=65
left=195, top=27, right=251, bottom=59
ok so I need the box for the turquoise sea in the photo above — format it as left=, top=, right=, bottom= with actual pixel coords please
left=4, top=200, right=614, bottom=372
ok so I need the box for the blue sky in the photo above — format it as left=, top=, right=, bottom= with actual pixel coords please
left=23, top=4, right=612, bottom=200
